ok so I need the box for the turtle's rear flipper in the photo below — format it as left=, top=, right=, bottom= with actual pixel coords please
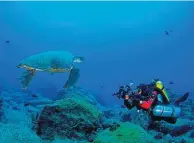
left=19, top=69, right=36, bottom=90
left=173, top=92, right=189, bottom=106
left=64, top=68, right=80, bottom=88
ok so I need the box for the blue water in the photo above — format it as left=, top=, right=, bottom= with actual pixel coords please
left=0, top=1, right=193, bottom=106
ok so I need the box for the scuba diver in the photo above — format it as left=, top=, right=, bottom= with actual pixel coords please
left=113, top=79, right=189, bottom=124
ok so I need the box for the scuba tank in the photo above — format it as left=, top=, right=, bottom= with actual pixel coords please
left=152, top=80, right=180, bottom=118
left=153, top=105, right=181, bottom=118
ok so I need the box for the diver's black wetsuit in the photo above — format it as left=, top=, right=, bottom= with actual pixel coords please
left=124, top=99, right=136, bottom=109
left=124, top=84, right=155, bottom=110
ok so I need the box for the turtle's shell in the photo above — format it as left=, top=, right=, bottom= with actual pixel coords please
left=19, top=50, right=74, bottom=71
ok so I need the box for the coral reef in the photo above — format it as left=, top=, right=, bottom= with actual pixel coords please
left=0, top=87, right=193, bottom=143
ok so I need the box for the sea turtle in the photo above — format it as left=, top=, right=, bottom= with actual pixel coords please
left=17, top=50, right=84, bottom=90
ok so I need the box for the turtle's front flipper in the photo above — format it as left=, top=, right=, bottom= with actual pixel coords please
left=19, top=69, right=36, bottom=90
left=64, top=68, right=80, bottom=88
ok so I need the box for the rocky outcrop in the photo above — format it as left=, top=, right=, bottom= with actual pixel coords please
left=0, top=90, right=53, bottom=114
left=149, top=119, right=194, bottom=137
left=0, top=96, right=3, bottom=120
left=0, top=123, right=42, bottom=143
left=93, top=122, right=158, bottom=143
left=56, top=87, right=101, bottom=108
left=36, top=97, right=102, bottom=141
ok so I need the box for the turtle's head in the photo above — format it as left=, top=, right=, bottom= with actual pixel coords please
left=17, top=64, right=24, bottom=68
left=73, top=56, right=85, bottom=63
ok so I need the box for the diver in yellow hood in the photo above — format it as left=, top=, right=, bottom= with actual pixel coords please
left=113, top=79, right=189, bottom=124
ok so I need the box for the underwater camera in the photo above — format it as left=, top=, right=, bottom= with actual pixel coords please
left=113, top=85, right=132, bottom=99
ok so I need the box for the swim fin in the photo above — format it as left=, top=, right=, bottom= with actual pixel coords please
left=173, top=92, right=189, bottom=106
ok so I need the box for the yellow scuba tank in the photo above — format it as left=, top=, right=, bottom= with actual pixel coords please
left=155, top=81, right=170, bottom=104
